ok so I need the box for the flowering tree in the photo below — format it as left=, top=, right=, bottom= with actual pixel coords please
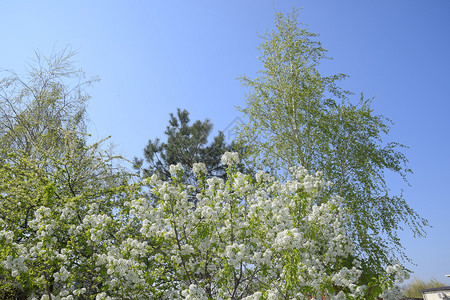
left=0, top=133, right=135, bottom=299
left=133, top=152, right=367, bottom=299
left=129, top=152, right=409, bottom=299
left=1, top=150, right=408, bottom=299
left=0, top=48, right=133, bottom=299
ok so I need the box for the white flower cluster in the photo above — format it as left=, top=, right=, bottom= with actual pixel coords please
left=2, top=255, right=28, bottom=277
left=380, top=285, right=404, bottom=300
left=181, top=284, right=208, bottom=300
left=192, top=162, right=207, bottom=176
left=220, top=151, right=239, bottom=166
left=255, top=170, right=274, bottom=184
left=0, top=229, right=14, bottom=243
left=375, top=263, right=410, bottom=300
left=386, top=263, right=410, bottom=284
left=169, top=162, right=183, bottom=175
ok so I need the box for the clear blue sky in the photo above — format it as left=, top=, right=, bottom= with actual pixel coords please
left=1, top=0, right=449, bottom=283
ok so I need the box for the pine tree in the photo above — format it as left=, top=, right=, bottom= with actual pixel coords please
left=134, top=108, right=234, bottom=185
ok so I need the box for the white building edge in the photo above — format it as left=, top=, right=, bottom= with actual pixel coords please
left=421, top=286, right=450, bottom=300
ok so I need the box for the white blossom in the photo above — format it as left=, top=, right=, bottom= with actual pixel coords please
left=169, top=163, right=183, bottom=175
left=220, top=151, right=239, bottom=166
left=192, top=162, right=207, bottom=176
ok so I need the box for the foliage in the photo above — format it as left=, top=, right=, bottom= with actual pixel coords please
left=0, top=48, right=130, bottom=299
left=134, top=108, right=234, bottom=184
left=0, top=45, right=412, bottom=299
left=0, top=137, right=134, bottom=299
left=236, top=10, right=428, bottom=278
left=1, top=152, right=409, bottom=299
left=0, top=47, right=97, bottom=157
left=402, top=277, right=446, bottom=298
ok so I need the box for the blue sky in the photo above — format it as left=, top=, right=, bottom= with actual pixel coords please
left=1, top=0, right=449, bottom=283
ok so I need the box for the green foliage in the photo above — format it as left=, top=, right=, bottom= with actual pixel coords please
left=134, top=108, right=234, bottom=183
left=402, top=277, right=446, bottom=298
left=0, top=140, right=137, bottom=298
left=236, top=10, right=428, bottom=278
left=0, top=47, right=97, bottom=157
left=0, top=48, right=132, bottom=299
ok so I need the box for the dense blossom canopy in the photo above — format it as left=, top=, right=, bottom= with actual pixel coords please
left=0, top=152, right=408, bottom=299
